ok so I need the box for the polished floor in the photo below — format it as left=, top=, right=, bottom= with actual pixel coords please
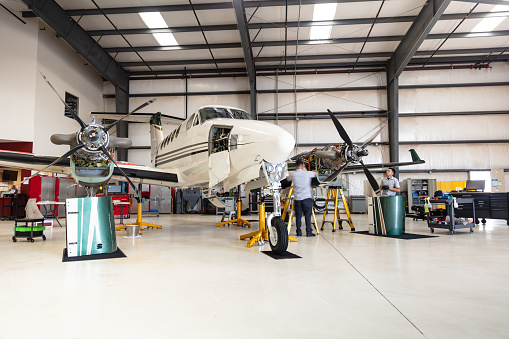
left=0, top=213, right=508, bottom=339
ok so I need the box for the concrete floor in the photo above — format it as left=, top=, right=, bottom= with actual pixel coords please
left=0, top=213, right=508, bottom=339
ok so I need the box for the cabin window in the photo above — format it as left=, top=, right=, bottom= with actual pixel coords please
left=193, top=114, right=200, bottom=126
left=230, top=109, right=253, bottom=120
left=199, top=107, right=231, bottom=123
left=186, top=114, right=195, bottom=130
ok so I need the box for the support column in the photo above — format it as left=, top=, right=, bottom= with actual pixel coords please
left=115, top=85, right=129, bottom=162
left=250, top=80, right=257, bottom=119
left=387, top=73, right=399, bottom=177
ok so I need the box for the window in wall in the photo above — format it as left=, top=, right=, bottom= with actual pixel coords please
left=65, top=92, right=79, bottom=119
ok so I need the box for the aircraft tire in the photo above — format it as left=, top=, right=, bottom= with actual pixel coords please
left=269, top=217, right=288, bottom=254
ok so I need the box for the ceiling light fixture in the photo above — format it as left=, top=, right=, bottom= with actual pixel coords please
left=139, top=12, right=179, bottom=46
left=309, top=3, right=337, bottom=40
left=471, top=2, right=509, bottom=33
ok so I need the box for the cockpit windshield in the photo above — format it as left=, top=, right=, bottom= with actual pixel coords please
left=199, top=107, right=231, bottom=123
left=230, top=109, right=253, bottom=120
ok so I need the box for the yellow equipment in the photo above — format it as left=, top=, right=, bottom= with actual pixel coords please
left=240, top=200, right=267, bottom=247
left=116, top=201, right=162, bottom=235
left=321, top=186, right=355, bottom=232
left=215, top=192, right=251, bottom=228
left=281, top=185, right=319, bottom=236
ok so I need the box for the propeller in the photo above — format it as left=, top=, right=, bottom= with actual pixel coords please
left=104, top=98, right=157, bottom=132
left=21, top=144, right=85, bottom=184
left=325, top=109, right=382, bottom=195
left=328, top=109, right=352, bottom=148
left=360, top=160, right=380, bottom=194
left=99, top=146, right=139, bottom=198
left=40, top=72, right=87, bottom=129
left=360, top=125, right=384, bottom=150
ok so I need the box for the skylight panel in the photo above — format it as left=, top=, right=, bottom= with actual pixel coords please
left=309, top=3, right=337, bottom=40
left=139, top=12, right=179, bottom=46
left=471, top=2, right=509, bottom=33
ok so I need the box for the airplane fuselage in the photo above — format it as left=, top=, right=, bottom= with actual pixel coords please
left=151, top=106, right=295, bottom=190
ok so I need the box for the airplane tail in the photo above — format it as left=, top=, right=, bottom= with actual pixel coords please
left=409, top=149, right=422, bottom=162
left=150, top=112, right=163, bottom=166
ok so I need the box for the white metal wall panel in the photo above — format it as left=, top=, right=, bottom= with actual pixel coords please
left=400, top=116, right=509, bottom=141
left=399, top=86, right=509, bottom=113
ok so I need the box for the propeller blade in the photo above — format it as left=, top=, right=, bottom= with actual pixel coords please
left=361, top=127, right=383, bottom=149
left=39, top=72, right=87, bottom=129
left=22, top=144, right=85, bottom=184
left=323, top=164, right=348, bottom=183
left=328, top=109, right=352, bottom=148
left=105, top=98, right=157, bottom=132
left=360, top=160, right=380, bottom=194
left=99, top=146, right=139, bottom=197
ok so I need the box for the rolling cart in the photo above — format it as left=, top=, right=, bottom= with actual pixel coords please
left=427, top=198, right=475, bottom=234
left=12, top=218, right=46, bottom=242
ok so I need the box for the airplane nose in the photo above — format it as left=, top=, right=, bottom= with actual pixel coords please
left=262, top=125, right=295, bottom=164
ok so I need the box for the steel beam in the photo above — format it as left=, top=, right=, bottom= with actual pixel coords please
left=387, top=0, right=452, bottom=83
left=22, top=0, right=382, bottom=17
left=456, top=0, right=509, bottom=5
left=115, top=86, right=129, bottom=161
left=20, top=0, right=128, bottom=93
left=386, top=0, right=451, bottom=173
left=86, top=11, right=509, bottom=36
left=104, top=30, right=509, bottom=53
left=233, top=0, right=257, bottom=118
left=119, top=48, right=509, bottom=67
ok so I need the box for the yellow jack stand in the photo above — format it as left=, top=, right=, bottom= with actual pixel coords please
left=321, top=186, right=355, bottom=232
left=240, top=202, right=267, bottom=247
left=115, top=202, right=161, bottom=235
left=216, top=197, right=251, bottom=228
left=282, top=185, right=319, bottom=237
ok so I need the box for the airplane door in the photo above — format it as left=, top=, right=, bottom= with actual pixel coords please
left=208, top=125, right=232, bottom=187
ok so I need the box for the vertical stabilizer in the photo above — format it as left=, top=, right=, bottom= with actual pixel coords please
left=150, top=113, right=163, bottom=166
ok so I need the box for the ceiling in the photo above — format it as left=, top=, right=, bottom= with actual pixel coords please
left=4, top=0, right=509, bottom=79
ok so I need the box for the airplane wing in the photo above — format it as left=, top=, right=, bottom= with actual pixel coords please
left=341, top=159, right=425, bottom=173
left=0, top=149, right=178, bottom=187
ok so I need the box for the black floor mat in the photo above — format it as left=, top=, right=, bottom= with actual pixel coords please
left=353, top=230, right=438, bottom=240
left=262, top=251, right=301, bottom=259
left=62, top=248, right=126, bottom=262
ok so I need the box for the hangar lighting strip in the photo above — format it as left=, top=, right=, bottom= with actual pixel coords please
left=139, top=12, right=178, bottom=46
left=309, top=3, right=337, bottom=40
left=471, top=2, right=509, bottom=32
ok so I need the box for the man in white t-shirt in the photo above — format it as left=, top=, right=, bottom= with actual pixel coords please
left=381, top=167, right=400, bottom=197
left=288, top=159, right=317, bottom=236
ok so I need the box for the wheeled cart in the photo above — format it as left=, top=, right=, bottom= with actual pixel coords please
left=427, top=198, right=475, bottom=234
left=12, top=218, right=47, bottom=242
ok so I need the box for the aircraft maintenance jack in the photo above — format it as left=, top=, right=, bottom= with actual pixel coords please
left=321, top=186, right=355, bottom=232
left=216, top=186, right=251, bottom=228
left=116, top=184, right=161, bottom=234
left=240, top=200, right=267, bottom=247
left=282, top=185, right=319, bottom=237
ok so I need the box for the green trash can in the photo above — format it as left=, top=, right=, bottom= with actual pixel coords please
left=372, top=196, right=406, bottom=235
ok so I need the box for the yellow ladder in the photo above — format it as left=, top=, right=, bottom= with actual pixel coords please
left=320, top=186, right=355, bottom=232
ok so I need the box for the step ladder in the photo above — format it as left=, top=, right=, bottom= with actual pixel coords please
left=321, top=186, right=355, bottom=232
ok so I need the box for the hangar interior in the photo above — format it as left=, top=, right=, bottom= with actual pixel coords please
left=0, top=0, right=508, bottom=338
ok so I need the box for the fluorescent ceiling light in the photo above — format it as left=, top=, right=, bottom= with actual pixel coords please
left=312, top=3, right=337, bottom=21
left=139, top=12, right=179, bottom=46
left=310, top=3, right=337, bottom=40
left=471, top=2, right=509, bottom=33
left=153, top=33, right=178, bottom=46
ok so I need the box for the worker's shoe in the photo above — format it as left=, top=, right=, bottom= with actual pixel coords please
left=306, top=233, right=316, bottom=237
left=296, top=230, right=302, bottom=236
